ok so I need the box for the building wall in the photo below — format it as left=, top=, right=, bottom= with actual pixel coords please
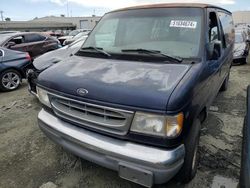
left=0, top=21, right=75, bottom=31
left=0, top=16, right=101, bottom=31
left=233, top=11, right=250, bottom=24
left=31, top=16, right=101, bottom=29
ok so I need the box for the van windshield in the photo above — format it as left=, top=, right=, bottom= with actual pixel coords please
left=83, top=8, right=203, bottom=59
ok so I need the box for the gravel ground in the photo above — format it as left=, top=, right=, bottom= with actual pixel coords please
left=0, top=60, right=249, bottom=188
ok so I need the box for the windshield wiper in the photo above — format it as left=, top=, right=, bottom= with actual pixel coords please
left=80, top=46, right=111, bottom=57
left=121, top=48, right=182, bottom=63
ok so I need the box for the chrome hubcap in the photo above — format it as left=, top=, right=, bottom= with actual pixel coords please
left=2, top=72, right=20, bottom=90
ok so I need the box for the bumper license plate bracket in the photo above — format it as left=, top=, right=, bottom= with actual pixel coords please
left=118, top=163, right=153, bottom=187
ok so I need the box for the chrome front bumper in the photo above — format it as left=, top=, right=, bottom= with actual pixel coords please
left=38, top=109, right=185, bottom=187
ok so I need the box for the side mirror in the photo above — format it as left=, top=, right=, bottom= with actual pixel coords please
left=207, top=41, right=222, bottom=60
left=246, top=39, right=250, bottom=43
left=6, top=41, right=16, bottom=48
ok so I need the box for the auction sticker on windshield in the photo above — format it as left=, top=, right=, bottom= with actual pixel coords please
left=170, top=20, right=197, bottom=29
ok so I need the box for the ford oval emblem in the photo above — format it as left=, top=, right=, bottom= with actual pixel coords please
left=77, top=88, right=88, bottom=96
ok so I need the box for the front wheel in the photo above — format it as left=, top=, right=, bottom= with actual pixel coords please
left=0, top=69, right=21, bottom=91
left=242, top=57, right=248, bottom=65
left=176, top=119, right=201, bottom=183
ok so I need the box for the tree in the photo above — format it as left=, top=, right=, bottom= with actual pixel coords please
left=5, top=17, right=11, bottom=21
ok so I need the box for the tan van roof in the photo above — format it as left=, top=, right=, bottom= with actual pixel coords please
left=109, top=3, right=231, bottom=14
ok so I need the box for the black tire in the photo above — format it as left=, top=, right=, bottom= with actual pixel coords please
left=242, top=58, right=247, bottom=65
left=220, top=73, right=230, bottom=92
left=176, top=119, right=201, bottom=183
left=239, top=85, right=250, bottom=188
left=0, top=69, right=22, bottom=92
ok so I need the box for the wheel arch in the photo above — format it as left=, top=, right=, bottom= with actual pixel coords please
left=198, top=106, right=208, bottom=123
left=1, top=67, right=24, bottom=78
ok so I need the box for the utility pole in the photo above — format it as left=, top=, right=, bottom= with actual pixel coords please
left=67, top=0, right=69, bottom=17
left=0, top=11, right=3, bottom=21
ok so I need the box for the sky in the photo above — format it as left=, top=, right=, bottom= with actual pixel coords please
left=0, top=0, right=250, bottom=21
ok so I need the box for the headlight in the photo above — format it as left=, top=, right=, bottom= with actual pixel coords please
left=130, top=112, right=183, bottom=138
left=37, top=87, right=51, bottom=108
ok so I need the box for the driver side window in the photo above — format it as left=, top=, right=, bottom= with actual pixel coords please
left=207, top=11, right=222, bottom=60
left=211, top=27, right=218, bottom=41
left=209, top=12, right=220, bottom=42
left=9, top=36, right=25, bottom=45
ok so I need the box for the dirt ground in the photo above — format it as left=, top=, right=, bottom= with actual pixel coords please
left=0, top=61, right=249, bottom=188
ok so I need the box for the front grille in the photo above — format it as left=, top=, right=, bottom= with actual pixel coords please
left=49, top=94, right=134, bottom=135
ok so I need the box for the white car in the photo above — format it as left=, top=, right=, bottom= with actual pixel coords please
left=58, top=29, right=91, bottom=45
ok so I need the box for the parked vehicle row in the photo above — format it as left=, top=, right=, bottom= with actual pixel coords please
left=235, top=24, right=250, bottom=37
left=0, top=31, right=20, bottom=34
left=58, top=29, right=91, bottom=45
left=0, top=28, right=91, bottom=92
left=35, top=3, right=234, bottom=187
left=233, top=32, right=250, bottom=64
left=0, top=32, right=61, bottom=59
left=0, top=47, right=32, bottom=91
left=43, top=30, right=64, bottom=38
left=27, top=36, right=86, bottom=95
left=233, top=24, right=250, bottom=65
left=63, top=32, right=88, bottom=46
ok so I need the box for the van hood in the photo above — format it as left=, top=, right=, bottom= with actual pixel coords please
left=38, top=56, right=191, bottom=111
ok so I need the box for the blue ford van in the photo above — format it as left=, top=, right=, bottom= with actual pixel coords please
left=36, top=3, right=234, bottom=187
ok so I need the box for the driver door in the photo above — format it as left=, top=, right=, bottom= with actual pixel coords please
left=206, top=9, right=223, bottom=105
left=217, top=11, right=233, bottom=83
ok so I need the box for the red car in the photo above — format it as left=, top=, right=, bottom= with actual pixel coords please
left=0, top=32, right=61, bottom=59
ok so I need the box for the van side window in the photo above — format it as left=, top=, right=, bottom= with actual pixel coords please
left=218, top=12, right=234, bottom=48
left=209, top=12, right=220, bottom=42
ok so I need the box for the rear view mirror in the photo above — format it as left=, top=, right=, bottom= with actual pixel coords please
left=6, top=41, right=16, bottom=48
left=207, top=41, right=222, bottom=60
